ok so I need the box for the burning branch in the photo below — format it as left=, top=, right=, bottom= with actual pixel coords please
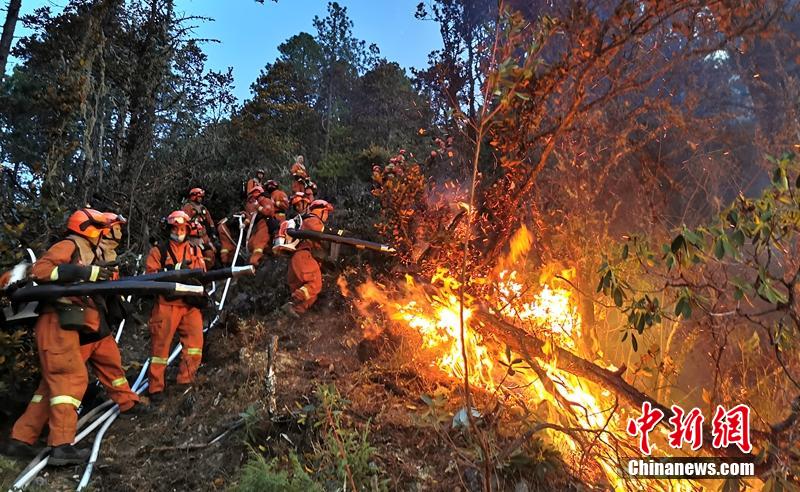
left=472, top=308, right=773, bottom=467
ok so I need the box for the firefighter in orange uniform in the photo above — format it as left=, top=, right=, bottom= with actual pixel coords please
left=271, top=189, right=289, bottom=220
left=7, top=209, right=114, bottom=465
left=290, top=192, right=310, bottom=217
left=304, top=180, right=317, bottom=202
left=245, top=188, right=276, bottom=266
left=246, top=169, right=265, bottom=195
left=145, top=211, right=206, bottom=403
left=282, top=200, right=333, bottom=317
left=217, top=218, right=237, bottom=265
left=182, top=188, right=216, bottom=268
left=290, top=155, right=308, bottom=178
left=80, top=213, right=146, bottom=415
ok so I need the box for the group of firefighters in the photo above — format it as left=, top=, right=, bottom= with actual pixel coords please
left=1, top=155, right=334, bottom=465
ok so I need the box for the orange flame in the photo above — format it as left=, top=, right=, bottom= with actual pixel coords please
left=356, top=225, right=694, bottom=490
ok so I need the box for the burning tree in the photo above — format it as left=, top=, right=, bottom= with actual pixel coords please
left=355, top=0, right=800, bottom=489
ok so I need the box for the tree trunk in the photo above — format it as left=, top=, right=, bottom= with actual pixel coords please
left=472, top=309, right=768, bottom=463
left=0, top=0, right=21, bottom=79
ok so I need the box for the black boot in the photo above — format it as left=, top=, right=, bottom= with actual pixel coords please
left=49, top=445, right=89, bottom=466
left=148, top=391, right=165, bottom=405
left=119, top=401, right=153, bottom=419
left=1, top=439, right=42, bottom=459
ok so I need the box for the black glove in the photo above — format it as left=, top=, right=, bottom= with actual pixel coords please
left=53, top=264, right=113, bottom=283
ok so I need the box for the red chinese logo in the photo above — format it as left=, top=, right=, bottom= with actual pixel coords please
left=667, top=405, right=704, bottom=451
left=626, top=402, right=751, bottom=455
left=711, top=404, right=752, bottom=453
left=626, top=401, right=664, bottom=455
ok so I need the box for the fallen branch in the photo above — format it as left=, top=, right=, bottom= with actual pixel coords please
left=472, top=308, right=763, bottom=464
left=150, top=419, right=245, bottom=453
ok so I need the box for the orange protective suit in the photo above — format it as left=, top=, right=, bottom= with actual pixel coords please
left=246, top=196, right=274, bottom=266
left=183, top=201, right=216, bottom=268
left=80, top=336, right=138, bottom=410
left=270, top=190, right=289, bottom=217
left=287, top=215, right=325, bottom=314
left=10, top=335, right=139, bottom=445
left=11, top=237, right=100, bottom=446
left=246, top=177, right=262, bottom=195
left=290, top=176, right=306, bottom=194
left=217, top=219, right=236, bottom=265
left=248, top=219, right=271, bottom=266
left=145, top=241, right=206, bottom=395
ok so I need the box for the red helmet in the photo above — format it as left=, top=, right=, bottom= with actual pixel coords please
left=248, top=185, right=264, bottom=198
left=66, top=208, right=109, bottom=239
left=264, top=180, right=279, bottom=192
left=102, top=212, right=127, bottom=227
left=167, top=210, right=191, bottom=226
left=291, top=192, right=309, bottom=206
left=308, top=199, right=333, bottom=217
left=101, top=212, right=127, bottom=241
left=189, top=187, right=205, bottom=199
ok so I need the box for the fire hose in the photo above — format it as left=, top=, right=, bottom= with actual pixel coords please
left=8, top=217, right=248, bottom=491
left=285, top=228, right=396, bottom=253
left=10, top=281, right=206, bottom=302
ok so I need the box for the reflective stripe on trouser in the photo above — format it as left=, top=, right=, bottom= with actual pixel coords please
left=287, top=249, right=322, bottom=314
left=148, top=301, right=204, bottom=393
left=18, top=312, right=88, bottom=446
left=218, top=223, right=235, bottom=266
left=11, top=380, right=49, bottom=446
left=248, top=220, right=270, bottom=266
left=80, top=336, right=140, bottom=412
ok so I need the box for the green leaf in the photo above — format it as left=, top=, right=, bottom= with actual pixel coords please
left=613, top=287, right=623, bottom=307
left=670, top=234, right=686, bottom=255
left=674, top=297, right=686, bottom=317
left=683, top=228, right=702, bottom=247
left=773, top=167, right=789, bottom=191
left=731, top=229, right=745, bottom=248
left=714, top=237, right=725, bottom=259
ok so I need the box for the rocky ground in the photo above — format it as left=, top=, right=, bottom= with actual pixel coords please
left=1, top=261, right=589, bottom=491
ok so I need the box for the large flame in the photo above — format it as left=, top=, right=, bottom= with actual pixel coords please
left=357, top=226, right=695, bottom=490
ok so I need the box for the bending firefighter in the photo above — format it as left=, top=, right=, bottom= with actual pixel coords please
left=6, top=210, right=120, bottom=465
left=281, top=200, right=333, bottom=317
left=145, top=211, right=206, bottom=403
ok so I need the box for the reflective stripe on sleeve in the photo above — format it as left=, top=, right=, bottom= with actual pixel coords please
left=151, top=356, right=169, bottom=365
left=186, top=348, right=202, bottom=356
left=298, top=286, right=310, bottom=300
left=111, top=377, right=128, bottom=387
left=89, top=266, right=100, bottom=282
left=253, top=248, right=263, bottom=254
left=50, top=268, right=59, bottom=281
left=31, top=394, right=44, bottom=403
left=220, top=249, right=230, bottom=254
left=50, top=395, right=81, bottom=408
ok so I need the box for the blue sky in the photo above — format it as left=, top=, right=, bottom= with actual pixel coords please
left=8, top=0, right=443, bottom=102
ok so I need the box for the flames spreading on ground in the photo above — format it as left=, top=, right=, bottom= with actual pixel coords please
left=356, top=226, right=697, bottom=490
